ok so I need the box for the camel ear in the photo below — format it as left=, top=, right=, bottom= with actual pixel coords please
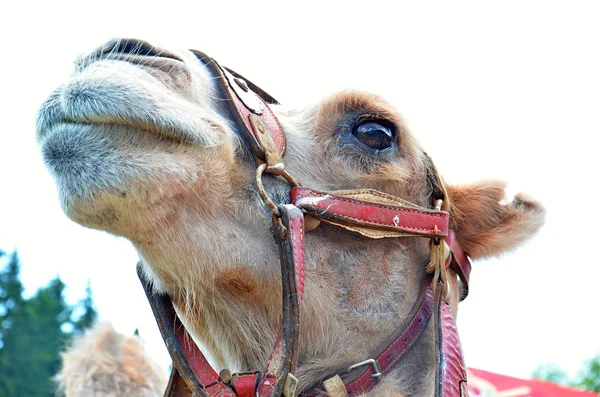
left=446, top=181, right=545, bottom=260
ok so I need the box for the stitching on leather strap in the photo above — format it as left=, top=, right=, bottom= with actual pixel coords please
left=325, top=211, right=444, bottom=233
left=294, top=188, right=448, bottom=235
left=297, top=189, right=446, bottom=218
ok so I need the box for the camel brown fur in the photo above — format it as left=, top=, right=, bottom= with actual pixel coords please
left=56, top=324, right=167, bottom=396
left=37, top=38, right=545, bottom=396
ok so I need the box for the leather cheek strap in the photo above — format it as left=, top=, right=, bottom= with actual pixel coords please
left=190, top=49, right=286, bottom=163
left=136, top=264, right=236, bottom=397
left=257, top=204, right=305, bottom=397
left=434, top=286, right=468, bottom=397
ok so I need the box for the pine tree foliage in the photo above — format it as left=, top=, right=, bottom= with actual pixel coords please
left=72, top=280, right=98, bottom=333
left=0, top=250, right=98, bottom=397
left=0, top=251, right=24, bottom=332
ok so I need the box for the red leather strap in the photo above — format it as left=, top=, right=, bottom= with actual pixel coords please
left=136, top=264, right=236, bottom=397
left=258, top=204, right=306, bottom=397
left=439, top=236, right=469, bottom=396
left=288, top=205, right=306, bottom=302
left=231, top=373, right=260, bottom=397
left=172, top=320, right=221, bottom=388
left=190, top=50, right=286, bottom=162
left=291, top=187, right=449, bottom=238
left=220, top=66, right=286, bottom=157
left=305, top=276, right=469, bottom=397
left=344, top=283, right=435, bottom=394
left=301, top=280, right=435, bottom=397
left=438, top=301, right=469, bottom=397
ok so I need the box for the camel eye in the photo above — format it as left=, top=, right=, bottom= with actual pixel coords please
left=352, top=121, right=395, bottom=151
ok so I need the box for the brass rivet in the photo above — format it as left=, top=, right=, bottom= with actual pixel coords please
left=219, top=369, right=232, bottom=384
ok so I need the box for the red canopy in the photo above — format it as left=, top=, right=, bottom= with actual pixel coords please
left=468, top=368, right=598, bottom=397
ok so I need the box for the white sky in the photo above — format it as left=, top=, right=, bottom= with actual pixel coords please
left=1, top=0, right=599, bottom=380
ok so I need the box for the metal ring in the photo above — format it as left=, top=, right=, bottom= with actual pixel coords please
left=255, top=164, right=300, bottom=217
left=256, top=163, right=280, bottom=216
left=263, top=163, right=299, bottom=187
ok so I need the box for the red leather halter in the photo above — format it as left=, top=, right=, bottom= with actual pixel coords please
left=138, top=50, right=472, bottom=397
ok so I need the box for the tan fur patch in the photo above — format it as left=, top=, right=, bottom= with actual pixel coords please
left=121, top=338, right=154, bottom=386
left=56, top=323, right=167, bottom=397
left=215, top=267, right=262, bottom=302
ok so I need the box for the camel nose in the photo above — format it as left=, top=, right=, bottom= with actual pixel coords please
left=79, top=38, right=183, bottom=68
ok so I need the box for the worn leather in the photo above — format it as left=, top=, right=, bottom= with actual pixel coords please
left=231, top=373, right=261, bottom=397
left=190, top=50, right=286, bottom=161
left=432, top=279, right=469, bottom=397
left=137, top=264, right=236, bottom=397
left=164, top=369, right=193, bottom=397
left=292, top=187, right=449, bottom=238
left=439, top=301, right=469, bottom=397
left=258, top=205, right=306, bottom=397
left=322, top=376, right=349, bottom=397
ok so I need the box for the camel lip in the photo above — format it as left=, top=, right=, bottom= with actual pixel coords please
left=36, top=85, right=220, bottom=147
left=37, top=108, right=78, bottom=142
left=36, top=91, right=203, bottom=146
left=37, top=114, right=193, bottom=146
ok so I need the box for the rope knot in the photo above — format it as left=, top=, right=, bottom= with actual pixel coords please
left=427, top=238, right=451, bottom=302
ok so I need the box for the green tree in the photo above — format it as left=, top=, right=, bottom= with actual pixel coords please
left=0, top=250, right=24, bottom=330
left=532, top=363, right=570, bottom=385
left=533, top=355, right=600, bottom=392
left=573, top=355, right=600, bottom=392
left=72, top=280, right=97, bottom=333
left=0, top=277, right=71, bottom=396
left=0, top=250, right=26, bottom=396
left=0, top=250, right=98, bottom=397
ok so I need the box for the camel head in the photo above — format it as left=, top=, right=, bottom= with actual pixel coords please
left=37, top=38, right=545, bottom=396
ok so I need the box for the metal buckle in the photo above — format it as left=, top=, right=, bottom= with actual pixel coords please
left=347, top=358, right=382, bottom=379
